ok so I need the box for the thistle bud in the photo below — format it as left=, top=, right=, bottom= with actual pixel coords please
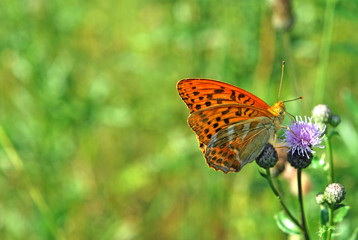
left=256, top=143, right=278, bottom=169
left=330, top=114, right=341, bottom=127
left=316, top=192, right=325, bottom=205
left=324, top=183, right=346, bottom=205
left=287, top=150, right=312, bottom=169
left=312, top=104, right=332, bottom=131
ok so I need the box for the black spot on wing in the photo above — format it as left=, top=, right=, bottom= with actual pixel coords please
left=238, top=93, right=245, bottom=101
left=222, top=108, right=230, bottom=115
left=243, top=99, right=250, bottom=104
left=230, top=90, right=236, bottom=100
left=214, top=89, right=225, bottom=94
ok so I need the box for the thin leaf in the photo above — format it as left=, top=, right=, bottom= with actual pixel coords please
left=327, top=130, right=339, bottom=139
left=275, top=211, right=302, bottom=235
left=319, top=225, right=328, bottom=239
left=311, top=154, right=326, bottom=169
left=349, top=226, right=358, bottom=240
left=334, top=205, right=350, bottom=223
left=258, top=170, right=267, bottom=178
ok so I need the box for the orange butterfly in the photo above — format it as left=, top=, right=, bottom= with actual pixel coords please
left=177, top=79, right=286, bottom=174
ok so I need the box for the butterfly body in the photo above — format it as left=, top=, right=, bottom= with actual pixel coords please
left=177, top=79, right=285, bottom=174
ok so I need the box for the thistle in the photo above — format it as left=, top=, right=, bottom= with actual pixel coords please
left=284, top=116, right=326, bottom=159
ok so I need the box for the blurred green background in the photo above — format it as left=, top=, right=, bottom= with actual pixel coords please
left=1, top=0, right=358, bottom=239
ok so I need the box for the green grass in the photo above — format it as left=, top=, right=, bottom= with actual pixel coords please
left=1, top=0, right=358, bottom=239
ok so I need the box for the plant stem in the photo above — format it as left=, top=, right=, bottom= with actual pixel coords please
left=297, top=169, right=310, bottom=240
left=327, top=207, right=334, bottom=240
left=326, top=137, right=334, bottom=183
left=265, top=169, right=302, bottom=230
left=314, top=0, right=337, bottom=103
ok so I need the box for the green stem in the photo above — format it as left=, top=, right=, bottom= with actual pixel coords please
left=327, top=207, right=334, bottom=240
left=314, top=0, right=337, bottom=103
left=265, top=169, right=302, bottom=230
left=326, top=137, right=334, bottom=183
left=297, top=169, right=310, bottom=240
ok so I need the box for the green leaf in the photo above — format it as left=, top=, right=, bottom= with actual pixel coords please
left=258, top=170, right=267, bottom=178
left=275, top=211, right=302, bottom=235
left=327, top=130, right=339, bottom=139
left=319, top=225, right=328, bottom=239
left=311, top=154, right=326, bottom=169
left=320, top=208, right=329, bottom=225
left=334, top=205, right=350, bottom=223
left=349, top=226, right=358, bottom=240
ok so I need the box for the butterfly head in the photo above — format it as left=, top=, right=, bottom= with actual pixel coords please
left=268, top=100, right=286, bottom=122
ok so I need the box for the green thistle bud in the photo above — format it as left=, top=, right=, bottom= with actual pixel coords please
left=330, top=114, right=341, bottom=127
left=256, top=143, right=278, bottom=169
left=287, top=151, right=312, bottom=169
left=316, top=192, right=325, bottom=205
left=324, top=183, right=345, bottom=205
left=312, top=104, right=332, bottom=123
left=312, top=104, right=332, bottom=132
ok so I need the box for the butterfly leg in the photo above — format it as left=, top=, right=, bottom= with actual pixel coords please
left=272, top=134, right=278, bottom=146
left=280, top=125, right=310, bottom=144
left=280, top=125, right=299, bottom=138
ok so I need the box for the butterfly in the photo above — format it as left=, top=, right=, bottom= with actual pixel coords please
left=177, top=79, right=286, bottom=174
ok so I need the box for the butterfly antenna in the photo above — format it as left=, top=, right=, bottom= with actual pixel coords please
left=283, top=96, right=303, bottom=103
left=278, top=60, right=285, bottom=100
left=283, top=97, right=303, bottom=121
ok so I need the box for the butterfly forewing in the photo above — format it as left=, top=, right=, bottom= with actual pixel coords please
left=177, top=79, right=270, bottom=113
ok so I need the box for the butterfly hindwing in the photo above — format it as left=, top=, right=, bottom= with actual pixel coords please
left=205, top=118, right=274, bottom=173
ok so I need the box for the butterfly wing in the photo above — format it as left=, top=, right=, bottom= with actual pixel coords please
left=177, top=79, right=270, bottom=113
left=205, top=118, right=275, bottom=173
left=188, top=104, right=273, bottom=147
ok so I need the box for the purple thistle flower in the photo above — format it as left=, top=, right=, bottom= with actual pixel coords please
left=283, top=116, right=326, bottom=158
